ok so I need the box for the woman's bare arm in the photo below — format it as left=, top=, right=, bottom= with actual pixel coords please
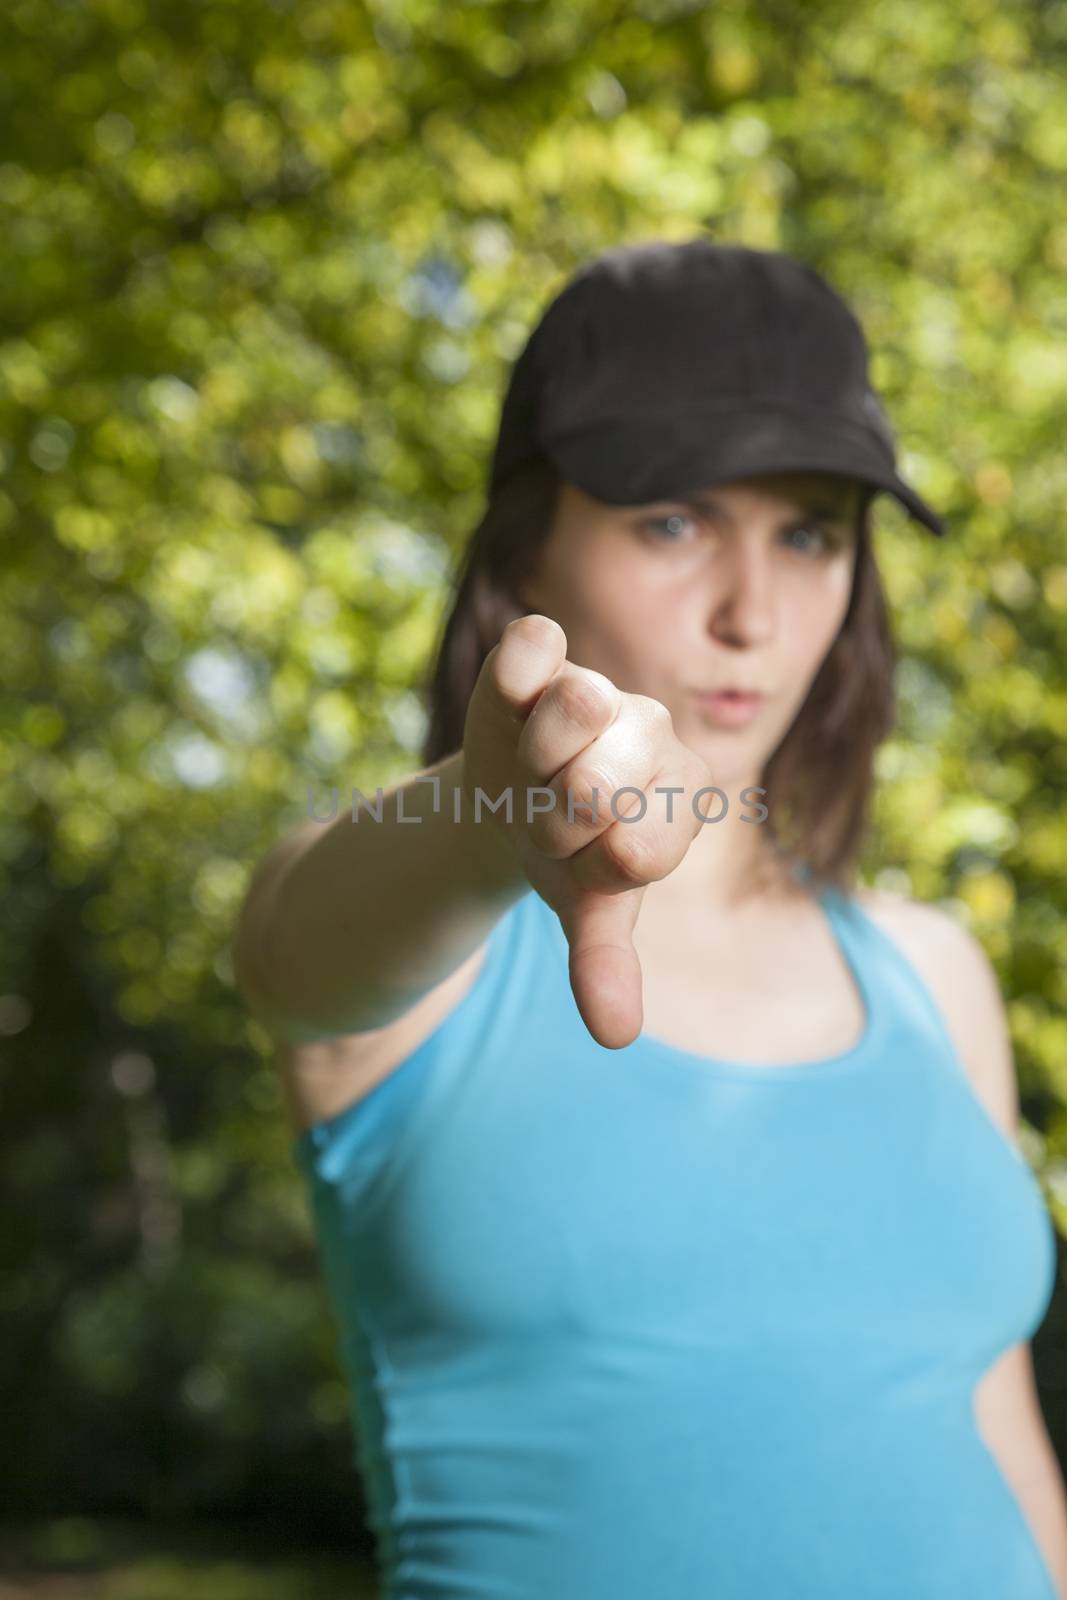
left=231, top=748, right=529, bottom=1041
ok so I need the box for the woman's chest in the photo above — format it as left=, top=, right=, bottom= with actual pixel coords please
left=352, top=1043, right=1054, bottom=1378
left=631, top=902, right=868, bottom=1066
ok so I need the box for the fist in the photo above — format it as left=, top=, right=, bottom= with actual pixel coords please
left=462, top=614, right=718, bottom=1049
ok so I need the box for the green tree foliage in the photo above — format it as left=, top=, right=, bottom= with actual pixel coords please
left=3, top=0, right=1067, bottom=1526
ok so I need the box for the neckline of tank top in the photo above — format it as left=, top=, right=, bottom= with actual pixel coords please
left=528, top=883, right=891, bottom=1084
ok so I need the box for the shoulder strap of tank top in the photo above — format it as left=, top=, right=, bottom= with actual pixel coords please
left=819, top=884, right=970, bottom=1075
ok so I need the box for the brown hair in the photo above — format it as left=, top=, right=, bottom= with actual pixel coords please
left=420, top=457, right=896, bottom=899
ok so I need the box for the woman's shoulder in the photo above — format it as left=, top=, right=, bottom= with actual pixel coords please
left=851, top=884, right=998, bottom=996
left=852, top=884, right=982, bottom=965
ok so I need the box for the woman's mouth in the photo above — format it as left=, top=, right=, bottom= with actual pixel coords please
left=689, top=689, right=766, bottom=727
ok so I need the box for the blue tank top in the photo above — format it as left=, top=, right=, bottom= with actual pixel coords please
left=293, top=883, right=1058, bottom=1600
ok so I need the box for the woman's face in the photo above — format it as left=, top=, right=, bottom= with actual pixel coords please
left=518, top=468, right=863, bottom=788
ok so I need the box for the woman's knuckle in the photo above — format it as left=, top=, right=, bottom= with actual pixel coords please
left=602, top=822, right=649, bottom=884
left=554, top=673, right=607, bottom=727
left=559, top=762, right=610, bottom=822
left=509, top=613, right=558, bottom=647
left=634, top=693, right=670, bottom=726
left=529, top=815, right=567, bottom=857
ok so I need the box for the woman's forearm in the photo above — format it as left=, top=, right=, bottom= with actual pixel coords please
left=232, top=748, right=529, bottom=1040
left=1013, top=1414, right=1067, bottom=1599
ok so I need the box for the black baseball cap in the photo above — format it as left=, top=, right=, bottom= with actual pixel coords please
left=488, top=237, right=945, bottom=537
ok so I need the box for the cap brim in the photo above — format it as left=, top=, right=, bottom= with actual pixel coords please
left=542, top=404, right=946, bottom=537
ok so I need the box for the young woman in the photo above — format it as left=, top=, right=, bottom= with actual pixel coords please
left=233, top=239, right=1067, bottom=1598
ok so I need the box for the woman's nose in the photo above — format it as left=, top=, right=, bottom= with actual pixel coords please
left=706, top=544, right=776, bottom=646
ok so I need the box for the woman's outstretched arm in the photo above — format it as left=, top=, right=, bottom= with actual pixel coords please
left=232, top=748, right=528, bottom=1042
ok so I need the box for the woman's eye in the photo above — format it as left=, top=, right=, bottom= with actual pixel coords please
left=784, top=522, right=830, bottom=554
left=641, top=513, right=696, bottom=541
left=638, top=516, right=838, bottom=551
